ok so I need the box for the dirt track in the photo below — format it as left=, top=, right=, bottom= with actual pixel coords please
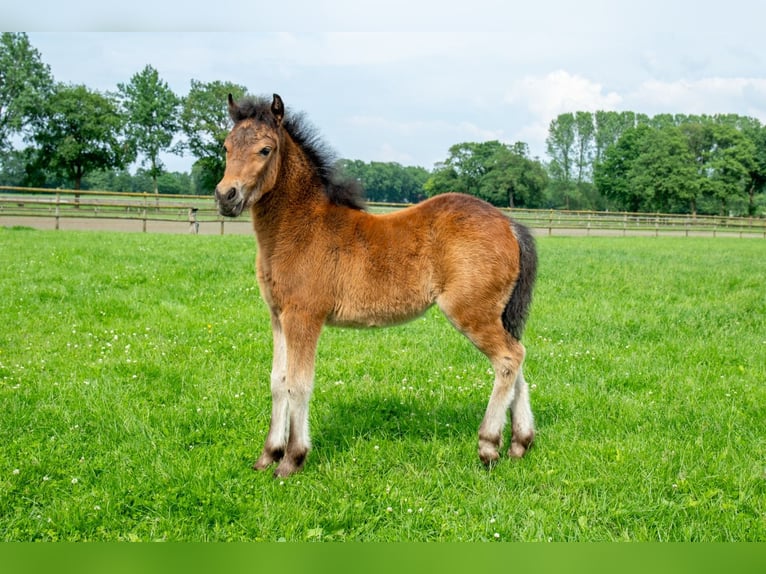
left=2, top=215, right=763, bottom=239
left=0, top=216, right=255, bottom=236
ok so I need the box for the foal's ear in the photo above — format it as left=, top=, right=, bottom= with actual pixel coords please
left=271, top=93, right=285, bottom=125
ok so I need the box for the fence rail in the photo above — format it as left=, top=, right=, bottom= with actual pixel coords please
left=1, top=186, right=765, bottom=238
left=503, top=207, right=766, bottom=238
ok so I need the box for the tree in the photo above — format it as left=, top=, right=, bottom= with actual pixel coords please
left=0, top=33, right=53, bottom=154
left=741, top=123, right=766, bottom=215
left=338, top=159, right=428, bottom=203
left=425, top=142, right=491, bottom=199
left=574, top=111, right=595, bottom=183
left=593, top=111, right=637, bottom=167
left=629, top=126, right=701, bottom=213
left=478, top=142, right=548, bottom=208
left=545, top=113, right=577, bottom=208
left=118, top=65, right=182, bottom=196
left=180, top=79, right=247, bottom=193
left=423, top=158, right=459, bottom=199
left=30, top=84, right=128, bottom=189
left=702, top=123, right=755, bottom=215
left=425, top=141, right=546, bottom=208
left=594, top=125, right=652, bottom=212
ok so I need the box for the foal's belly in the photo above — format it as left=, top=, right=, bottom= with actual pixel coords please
left=327, top=291, right=435, bottom=328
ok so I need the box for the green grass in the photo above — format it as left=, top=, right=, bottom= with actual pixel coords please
left=0, top=227, right=764, bottom=541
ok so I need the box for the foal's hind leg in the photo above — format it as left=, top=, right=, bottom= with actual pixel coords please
left=477, top=338, right=526, bottom=465
left=439, top=297, right=527, bottom=465
left=508, top=366, right=535, bottom=458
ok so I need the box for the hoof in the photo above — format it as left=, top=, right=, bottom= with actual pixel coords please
left=272, top=448, right=308, bottom=478
left=478, top=444, right=501, bottom=467
left=478, top=432, right=501, bottom=466
left=253, top=447, right=283, bottom=471
left=507, top=441, right=527, bottom=458
left=479, top=448, right=500, bottom=466
left=508, top=432, right=534, bottom=458
left=273, top=458, right=304, bottom=478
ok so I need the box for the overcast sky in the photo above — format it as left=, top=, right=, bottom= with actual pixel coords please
left=8, top=1, right=766, bottom=173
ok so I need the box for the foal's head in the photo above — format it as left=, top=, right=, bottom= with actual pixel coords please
left=215, top=94, right=284, bottom=217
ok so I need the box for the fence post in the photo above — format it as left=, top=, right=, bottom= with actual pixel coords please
left=548, top=209, right=553, bottom=236
left=142, top=193, right=148, bottom=232
left=220, top=218, right=225, bottom=235
left=55, top=191, right=60, bottom=231
left=188, top=208, right=199, bottom=234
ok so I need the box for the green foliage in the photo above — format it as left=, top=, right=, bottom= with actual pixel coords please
left=0, top=33, right=53, bottom=153
left=593, top=117, right=766, bottom=215
left=426, top=141, right=547, bottom=208
left=593, top=111, right=638, bottom=165
left=564, top=112, right=766, bottom=215
left=80, top=168, right=192, bottom=195
left=628, top=125, right=702, bottom=213
left=546, top=113, right=593, bottom=209
left=28, top=84, right=128, bottom=190
left=338, top=159, right=428, bottom=203
left=117, top=65, right=182, bottom=194
left=2, top=229, right=764, bottom=541
left=546, top=113, right=577, bottom=187
left=0, top=148, right=41, bottom=187
left=702, top=124, right=756, bottom=214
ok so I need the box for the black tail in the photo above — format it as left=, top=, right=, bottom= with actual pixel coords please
left=502, top=221, right=537, bottom=341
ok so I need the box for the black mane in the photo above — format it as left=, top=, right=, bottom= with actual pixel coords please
left=231, top=96, right=366, bottom=211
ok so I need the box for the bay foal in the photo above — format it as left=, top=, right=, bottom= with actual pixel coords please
left=215, top=94, right=537, bottom=477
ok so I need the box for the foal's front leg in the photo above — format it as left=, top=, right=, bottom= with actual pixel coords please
left=254, top=313, right=289, bottom=470
left=274, top=311, right=323, bottom=478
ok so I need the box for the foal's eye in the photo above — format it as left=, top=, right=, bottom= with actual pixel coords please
left=259, top=147, right=272, bottom=157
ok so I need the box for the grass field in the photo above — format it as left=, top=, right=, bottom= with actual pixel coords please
left=0, top=227, right=764, bottom=541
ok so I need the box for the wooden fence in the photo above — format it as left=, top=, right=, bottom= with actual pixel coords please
left=1, top=186, right=765, bottom=238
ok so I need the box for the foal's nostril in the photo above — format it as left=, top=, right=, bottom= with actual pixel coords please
left=226, top=188, right=237, bottom=202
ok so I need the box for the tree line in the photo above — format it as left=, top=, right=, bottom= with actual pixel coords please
left=1, top=33, right=764, bottom=216
left=547, top=110, right=766, bottom=216
left=0, top=33, right=247, bottom=197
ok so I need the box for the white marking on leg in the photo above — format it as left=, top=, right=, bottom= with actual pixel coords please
left=267, top=322, right=289, bottom=448
left=509, top=366, right=535, bottom=458
left=274, top=311, right=322, bottom=476
left=256, top=316, right=289, bottom=470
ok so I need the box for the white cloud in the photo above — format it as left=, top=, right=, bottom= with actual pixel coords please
left=505, top=70, right=623, bottom=158
left=348, top=115, right=503, bottom=143
left=627, top=77, right=766, bottom=121
left=375, top=143, right=414, bottom=165
left=506, top=70, right=623, bottom=118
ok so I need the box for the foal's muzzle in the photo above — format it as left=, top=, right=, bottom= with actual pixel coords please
left=215, top=186, right=245, bottom=217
